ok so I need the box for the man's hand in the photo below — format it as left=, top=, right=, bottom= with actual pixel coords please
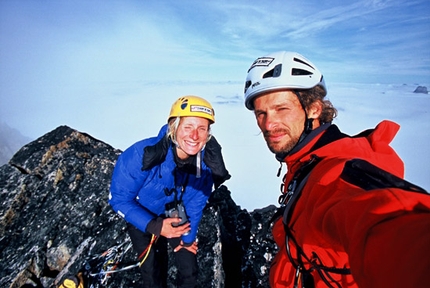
left=174, top=240, right=198, bottom=254
left=160, top=218, right=190, bottom=238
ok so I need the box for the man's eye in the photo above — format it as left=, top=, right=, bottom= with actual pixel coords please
left=277, top=106, right=289, bottom=111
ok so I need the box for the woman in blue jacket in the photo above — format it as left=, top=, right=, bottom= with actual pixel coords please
left=109, top=95, right=230, bottom=288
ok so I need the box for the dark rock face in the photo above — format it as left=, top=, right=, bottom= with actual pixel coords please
left=413, top=86, right=428, bottom=94
left=0, top=126, right=278, bottom=288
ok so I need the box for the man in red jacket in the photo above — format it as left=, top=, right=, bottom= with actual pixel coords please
left=244, top=51, right=430, bottom=287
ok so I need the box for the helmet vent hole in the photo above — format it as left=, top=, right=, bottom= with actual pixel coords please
left=263, top=64, right=282, bottom=79
left=293, top=57, right=315, bottom=69
left=292, top=68, right=313, bottom=76
left=244, top=80, right=251, bottom=93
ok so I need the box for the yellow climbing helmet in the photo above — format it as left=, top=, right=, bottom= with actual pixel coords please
left=168, top=95, right=215, bottom=123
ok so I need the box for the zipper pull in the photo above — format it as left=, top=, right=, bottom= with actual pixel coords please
left=277, top=162, right=283, bottom=177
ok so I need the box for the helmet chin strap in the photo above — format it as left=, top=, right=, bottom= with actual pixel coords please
left=299, top=118, right=313, bottom=143
left=293, top=90, right=314, bottom=144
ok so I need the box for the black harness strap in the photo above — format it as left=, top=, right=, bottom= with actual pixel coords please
left=279, top=154, right=321, bottom=218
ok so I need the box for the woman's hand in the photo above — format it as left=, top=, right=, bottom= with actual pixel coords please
left=160, top=218, right=191, bottom=238
left=174, top=240, right=198, bottom=254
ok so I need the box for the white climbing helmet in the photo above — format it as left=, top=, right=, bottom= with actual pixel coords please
left=244, top=51, right=327, bottom=110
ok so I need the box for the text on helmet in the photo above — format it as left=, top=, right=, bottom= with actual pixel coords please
left=248, top=57, right=275, bottom=72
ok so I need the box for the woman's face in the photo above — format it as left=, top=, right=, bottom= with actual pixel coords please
left=175, top=116, right=210, bottom=159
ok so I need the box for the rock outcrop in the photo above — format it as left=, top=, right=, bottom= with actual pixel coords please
left=0, top=126, right=278, bottom=288
left=413, top=85, right=428, bottom=94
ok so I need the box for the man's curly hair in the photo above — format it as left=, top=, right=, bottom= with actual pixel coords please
left=298, top=85, right=337, bottom=124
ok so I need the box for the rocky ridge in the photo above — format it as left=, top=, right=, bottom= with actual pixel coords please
left=0, top=126, right=278, bottom=288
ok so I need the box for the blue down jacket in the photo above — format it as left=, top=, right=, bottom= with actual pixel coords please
left=109, top=124, right=216, bottom=244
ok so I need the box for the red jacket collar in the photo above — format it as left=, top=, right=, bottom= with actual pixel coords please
left=283, top=120, right=403, bottom=178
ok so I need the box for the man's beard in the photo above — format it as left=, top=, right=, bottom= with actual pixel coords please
left=264, top=129, right=300, bottom=156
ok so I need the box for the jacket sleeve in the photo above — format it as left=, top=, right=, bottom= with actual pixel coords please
left=181, top=175, right=213, bottom=244
left=327, top=160, right=430, bottom=287
left=353, top=205, right=430, bottom=287
left=109, top=143, right=156, bottom=233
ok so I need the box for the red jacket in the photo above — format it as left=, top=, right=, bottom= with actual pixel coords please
left=270, top=120, right=430, bottom=287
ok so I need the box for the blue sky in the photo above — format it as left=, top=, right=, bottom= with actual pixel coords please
left=0, top=0, right=429, bottom=209
left=1, top=0, right=430, bottom=139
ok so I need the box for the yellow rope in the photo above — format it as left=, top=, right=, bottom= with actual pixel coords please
left=139, top=234, right=156, bottom=267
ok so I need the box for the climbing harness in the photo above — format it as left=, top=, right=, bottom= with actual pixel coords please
left=279, top=155, right=351, bottom=288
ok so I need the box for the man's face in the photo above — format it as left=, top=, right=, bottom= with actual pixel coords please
left=175, top=116, right=210, bottom=159
left=253, top=90, right=306, bottom=155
